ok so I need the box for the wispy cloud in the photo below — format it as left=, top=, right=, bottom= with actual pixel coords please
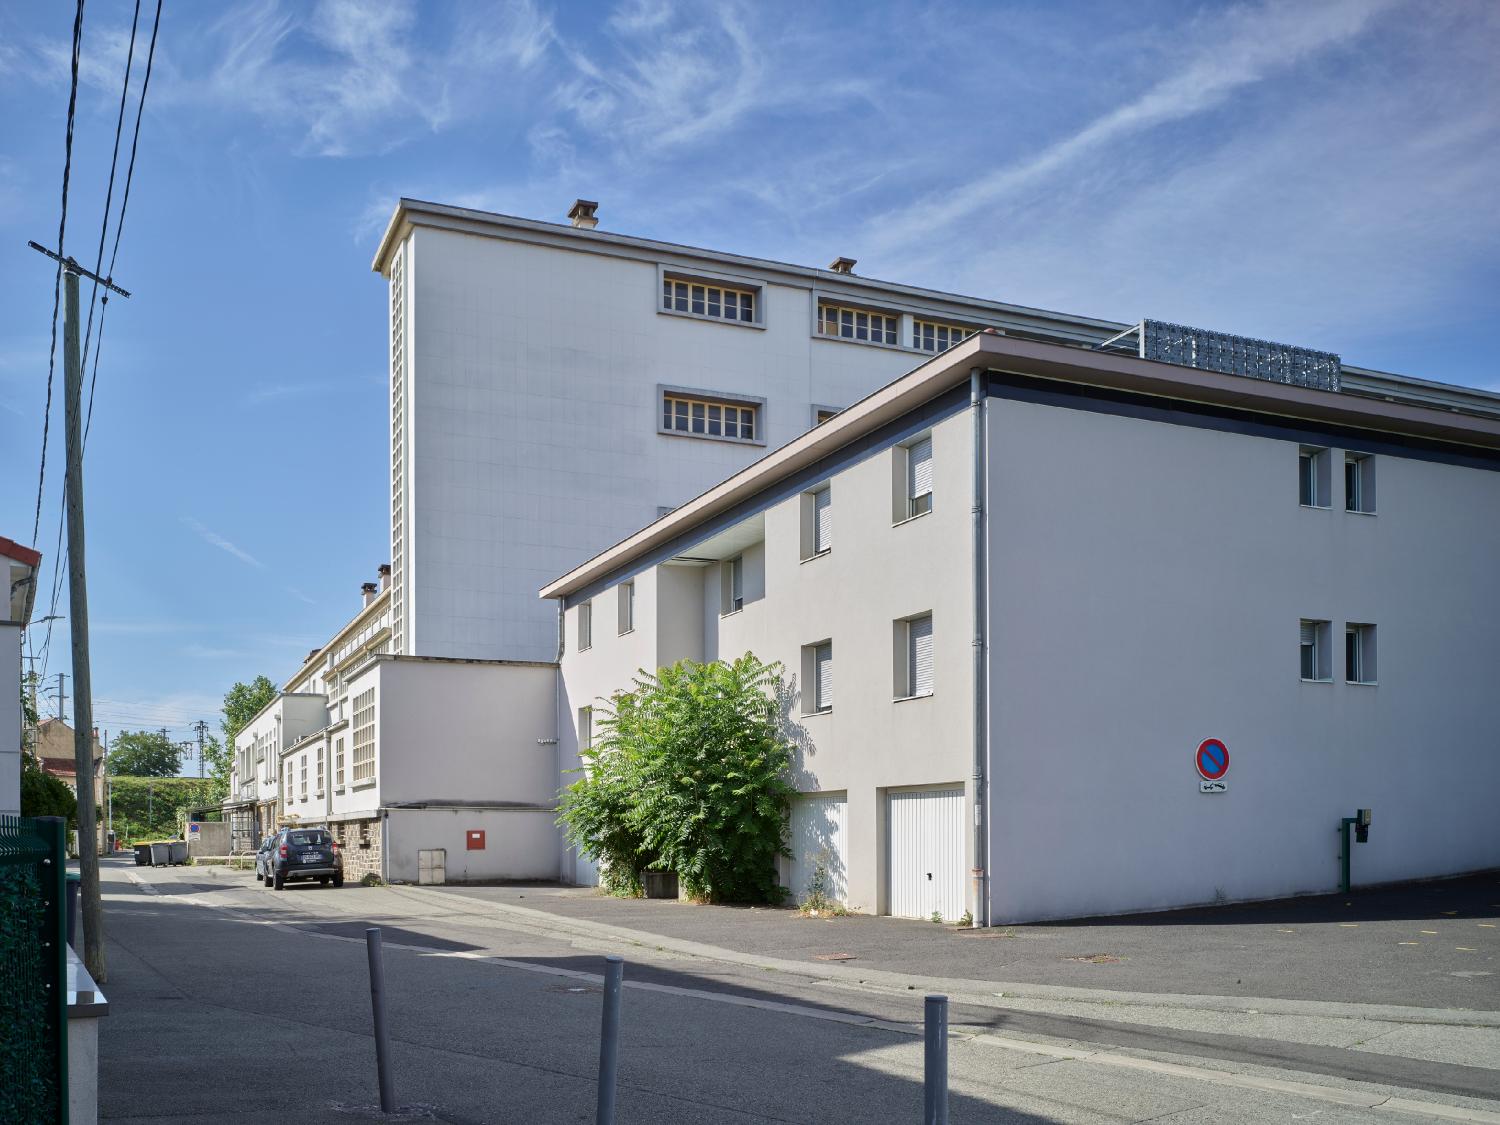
left=284, top=587, right=317, bottom=606
left=182, top=517, right=264, bottom=569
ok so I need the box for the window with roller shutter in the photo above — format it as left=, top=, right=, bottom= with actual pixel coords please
left=907, top=615, right=934, bottom=697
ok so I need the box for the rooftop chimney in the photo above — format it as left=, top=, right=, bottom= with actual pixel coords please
left=828, top=256, right=857, bottom=274
left=307, top=648, right=320, bottom=663
left=378, top=563, right=391, bottom=592
left=568, top=199, right=599, bottom=230
left=361, top=582, right=378, bottom=607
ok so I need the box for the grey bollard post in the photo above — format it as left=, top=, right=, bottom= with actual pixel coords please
left=924, top=994, right=949, bottom=1125
left=365, top=927, right=396, bottom=1113
left=66, top=877, right=80, bottom=950
left=596, top=955, right=625, bottom=1125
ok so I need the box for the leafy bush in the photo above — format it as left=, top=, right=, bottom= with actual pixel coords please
left=20, top=755, right=76, bottom=826
left=109, top=777, right=220, bottom=842
left=559, top=653, right=796, bottom=904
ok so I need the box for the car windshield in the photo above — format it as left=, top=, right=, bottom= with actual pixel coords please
left=287, top=831, right=331, bottom=846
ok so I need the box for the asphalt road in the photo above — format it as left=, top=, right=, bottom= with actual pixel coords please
left=430, top=874, right=1500, bottom=1009
left=95, top=859, right=1500, bottom=1124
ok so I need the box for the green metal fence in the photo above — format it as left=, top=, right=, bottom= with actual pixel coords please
left=0, top=814, right=68, bottom=1124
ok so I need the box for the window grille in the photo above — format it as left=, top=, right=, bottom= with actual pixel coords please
left=351, top=689, right=377, bottom=784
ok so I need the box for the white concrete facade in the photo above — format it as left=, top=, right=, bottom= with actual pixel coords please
left=546, top=333, right=1500, bottom=922
left=2, top=535, right=41, bottom=817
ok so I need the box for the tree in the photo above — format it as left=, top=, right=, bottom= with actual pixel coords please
left=107, top=730, right=182, bottom=778
left=200, top=731, right=230, bottom=800
left=222, top=675, right=278, bottom=754
left=20, top=753, right=76, bottom=825
left=558, top=653, right=796, bottom=903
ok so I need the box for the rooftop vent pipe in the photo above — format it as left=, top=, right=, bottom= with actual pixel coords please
left=828, top=256, right=857, bottom=274
left=361, top=582, right=378, bottom=607
left=377, top=563, right=391, bottom=592
left=568, top=200, right=599, bottom=230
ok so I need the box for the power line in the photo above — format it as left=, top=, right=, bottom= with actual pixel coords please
left=31, top=0, right=86, bottom=548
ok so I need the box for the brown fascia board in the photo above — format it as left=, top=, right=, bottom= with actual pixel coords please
left=539, top=333, right=1500, bottom=602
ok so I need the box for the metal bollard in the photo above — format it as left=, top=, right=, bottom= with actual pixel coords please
left=596, top=955, right=625, bottom=1125
left=924, top=994, right=949, bottom=1125
left=365, top=927, right=396, bottom=1114
left=66, top=875, right=80, bottom=950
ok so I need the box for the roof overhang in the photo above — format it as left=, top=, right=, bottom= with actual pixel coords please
left=540, top=332, right=1500, bottom=602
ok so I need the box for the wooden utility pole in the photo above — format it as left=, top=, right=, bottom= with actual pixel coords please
left=31, top=240, right=129, bottom=984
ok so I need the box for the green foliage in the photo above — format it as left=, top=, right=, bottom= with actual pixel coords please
left=19, top=754, right=76, bottom=826
left=109, top=777, right=219, bottom=842
left=558, top=653, right=796, bottom=904
left=20, top=672, right=39, bottom=738
left=107, top=730, right=182, bottom=778
left=221, top=676, right=278, bottom=750
left=797, top=858, right=848, bottom=917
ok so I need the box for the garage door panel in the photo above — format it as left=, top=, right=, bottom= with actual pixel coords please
left=888, top=789, right=963, bottom=921
left=790, top=794, right=848, bottom=906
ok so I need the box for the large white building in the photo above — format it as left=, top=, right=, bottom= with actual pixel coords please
left=544, top=330, right=1500, bottom=923
left=235, top=198, right=1500, bottom=916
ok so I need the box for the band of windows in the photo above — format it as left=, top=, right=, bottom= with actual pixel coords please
left=663, top=394, right=757, bottom=440
left=913, top=320, right=971, bottom=352
left=663, top=278, right=755, bottom=322
left=818, top=303, right=898, bottom=345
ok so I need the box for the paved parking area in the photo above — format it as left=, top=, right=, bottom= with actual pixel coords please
left=428, top=872, right=1500, bottom=1009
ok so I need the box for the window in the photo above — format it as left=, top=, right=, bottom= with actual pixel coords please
left=818, top=302, right=898, bottom=346
left=802, top=641, right=833, bottom=714
left=1345, top=453, right=1375, bottom=513
left=661, top=390, right=760, bottom=442
left=913, top=319, right=971, bottom=352
left=618, top=580, right=635, bottom=635
left=1346, top=624, right=1377, bottom=684
left=334, top=737, right=345, bottom=789
left=662, top=277, right=756, bottom=323
left=578, top=601, right=593, bottom=651
left=895, top=614, right=934, bottom=698
left=895, top=435, right=933, bottom=521
left=812, top=406, right=841, bottom=426
left=1299, top=446, right=1331, bottom=508
left=578, top=706, right=592, bottom=751
left=299, top=755, right=308, bottom=801
left=315, top=747, right=324, bottom=795
left=351, top=688, right=376, bottom=784
left=801, top=487, right=832, bottom=559
left=723, top=555, right=745, bottom=614
left=1300, top=619, right=1332, bottom=682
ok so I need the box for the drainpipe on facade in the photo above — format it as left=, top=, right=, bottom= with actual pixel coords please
left=969, top=367, right=990, bottom=928
left=554, top=599, right=567, bottom=882
left=379, top=808, right=390, bottom=884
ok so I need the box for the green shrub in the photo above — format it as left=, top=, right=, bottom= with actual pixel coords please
left=559, top=653, right=796, bottom=904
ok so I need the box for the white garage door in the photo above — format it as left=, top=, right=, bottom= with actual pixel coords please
left=887, top=788, right=964, bottom=921
left=789, top=794, right=848, bottom=907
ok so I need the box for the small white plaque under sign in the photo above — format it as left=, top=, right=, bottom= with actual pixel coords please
left=1200, top=780, right=1227, bottom=794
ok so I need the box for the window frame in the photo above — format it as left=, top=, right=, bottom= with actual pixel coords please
left=816, top=299, right=901, bottom=348
left=893, top=434, right=934, bottom=523
left=722, top=555, right=745, bottom=616
left=1344, top=452, right=1376, bottom=514
left=1300, top=619, right=1333, bottom=683
left=912, top=319, right=973, bottom=353
left=618, top=580, right=635, bottom=635
left=657, top=265, right=765, bottom=329
left=800, top=485, right=832, bottom=560
left=658, top=384, right=767, bottom=447
left=1299, top=445, right=1331, bottom=509
left=1345, top=623, right=1377, bottom=685
left=802, top=640, right=834, bottom=715
left=893, top=613, right=935, bottom=700
left=578, top=601, right=593, bottom=652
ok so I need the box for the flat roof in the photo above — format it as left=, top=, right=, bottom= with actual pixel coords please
left=540, top=332, right=1500, bottom=602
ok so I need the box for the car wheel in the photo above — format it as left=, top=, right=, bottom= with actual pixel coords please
left=318, top=877, right=329, bottom=886
left=254, top=868, right=263, bottom=882
left=273, top=870, right=285, bottom=891
left=332, top=874, right=344, bottom=889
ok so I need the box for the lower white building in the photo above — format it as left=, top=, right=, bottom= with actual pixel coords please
left=542, top=329, right=1500, bottom=923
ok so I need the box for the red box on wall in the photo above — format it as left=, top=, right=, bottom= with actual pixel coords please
left=466, top=830, right=485, bottom=851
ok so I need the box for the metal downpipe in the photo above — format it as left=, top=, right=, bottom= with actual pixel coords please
left=969, top=367, right=990, bottom=927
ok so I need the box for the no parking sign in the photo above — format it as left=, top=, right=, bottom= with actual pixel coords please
left=1196, top=738, right=1229, bottom=792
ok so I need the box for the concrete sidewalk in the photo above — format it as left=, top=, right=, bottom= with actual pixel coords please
left=422, top=874, right=1500, bottom=1010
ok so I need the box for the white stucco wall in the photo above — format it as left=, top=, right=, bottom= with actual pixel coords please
left=399, top=226, right=929, bottom=663
left=985, top=396, right=1500, bottom=922
left=1, top=623, right=20, bottom=816
left=557, top=406, right=978, bottom=912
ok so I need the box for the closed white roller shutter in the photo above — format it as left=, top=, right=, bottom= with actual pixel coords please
left=790, top=794, right=848, bottom=906
left=908, top=615, right=933, bottom=697
left=814, top=643, right=833, bottom=711
left=887, top=789, right=964, bottom=921
left=907, top=437, right=933, bottom=504
left=814, top=488, right=832, bottom=553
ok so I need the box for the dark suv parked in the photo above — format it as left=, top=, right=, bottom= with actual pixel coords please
left=263, top=827, right=344, bottom=890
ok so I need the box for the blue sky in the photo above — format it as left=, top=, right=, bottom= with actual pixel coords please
left=2, top=0, right=1497, bottom=768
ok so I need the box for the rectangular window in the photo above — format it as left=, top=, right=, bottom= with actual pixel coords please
left=315, top=747, right=324, bottom=795
left=351, top=688, right=377, bottom=784
left=1346, top=623, right=1377, bottom=684
left=817, top=302, right=898, bottom=345
left=661, top=391, right=759, bottom=443
left=1299, top=446, right=1331, bottom=508
left=722, top=555, right=745, bottom=615
left=334, top=737, right=345, bottom=789
left=811, top=642, right=833, bottom=712
left=895, top=615, right=934, bottom=698
left=578, top=601, right=592, bottom=651
left=906, top=436, right=933, bottom=519
left=300, top=755, right=308, bottom=801
left=662, top=277, right=756, bottom=323
left=1345, top=453, right=1375, bottom=513
left=913, top=319, right=972, bottom=352
left=1300, top=619, right=1332, bottom=682
left=578, top=706, right=593, bottom=751
left=813, top=487, right=832, bottom=554
left=618, top=580, right=635, bottom=635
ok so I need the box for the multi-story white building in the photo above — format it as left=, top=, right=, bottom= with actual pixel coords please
left=544, top=330, right=1500, bottom=923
